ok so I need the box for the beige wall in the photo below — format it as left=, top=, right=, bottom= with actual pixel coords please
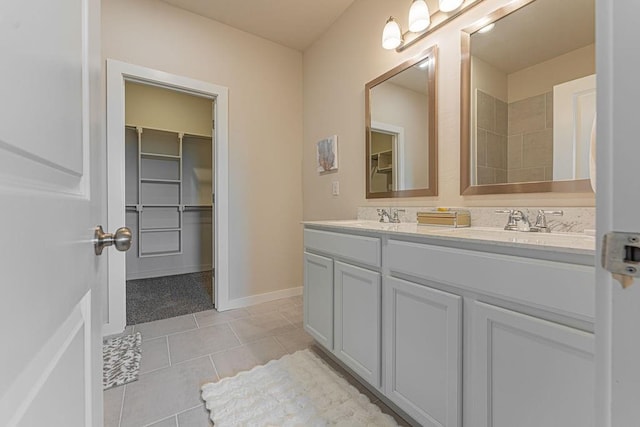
left=303, top=0, right=594, bottom=221
left=125, top=82, right=213, bottom=137
left=471, top=56, right=508, bottom=102
left=103, top=0, right=304, bottom=300
left=508, top=44, right=595, bottom=103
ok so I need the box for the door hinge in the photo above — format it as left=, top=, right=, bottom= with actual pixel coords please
left=602, top=232, right=640, bottom=288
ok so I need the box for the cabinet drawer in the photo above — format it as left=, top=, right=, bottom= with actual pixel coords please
left=388, top=239, right=594, bottom=322
left=304, top=228, right=381, bottom=268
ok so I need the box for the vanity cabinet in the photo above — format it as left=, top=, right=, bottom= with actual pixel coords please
left=469, top=301, right=595, bottom=427
left=303, top=224, right=595, bottom=427
left=303, top=228, right=383, bottom=388
left=384, top=276, right=462, bottom=427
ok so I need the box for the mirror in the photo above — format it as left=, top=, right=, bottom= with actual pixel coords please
left=366, top=46, right=438, bottom=198
left=460, top=0, right=595, bottom=195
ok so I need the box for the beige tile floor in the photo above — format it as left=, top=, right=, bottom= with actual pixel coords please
left=104, top=295, right=412, bottom=427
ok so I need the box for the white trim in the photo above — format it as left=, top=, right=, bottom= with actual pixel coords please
left=0, top=292, right=92, bottom=426
left=223, top=286, right=303, bottom=311
left=104, top=59, right=230, bottom=335
left=371, top=121, right=405, bottom=190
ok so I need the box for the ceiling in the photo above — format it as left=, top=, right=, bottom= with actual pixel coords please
left=471, top=0, right=595, bottom=74
left=159, top=0, right=357, bottom=51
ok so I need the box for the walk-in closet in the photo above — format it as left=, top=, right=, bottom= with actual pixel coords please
left=123, top=82, right=214, bottom=324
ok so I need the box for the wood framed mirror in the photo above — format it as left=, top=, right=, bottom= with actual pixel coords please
left=460, top=0, right=595, bottom=195
left=365, top=45, right=438, bottom=199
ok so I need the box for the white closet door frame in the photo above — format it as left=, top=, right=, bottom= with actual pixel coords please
left=104, top=60, right=230, bottom=335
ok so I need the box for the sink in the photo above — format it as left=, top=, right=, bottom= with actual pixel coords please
left=436, top=227, right=595, bottom=250
left=322, top=220, right=372, bottom=227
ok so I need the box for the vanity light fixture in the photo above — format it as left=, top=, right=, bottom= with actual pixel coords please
left=383, top=0, right=485, bottom=51
left=409, top=0, right=431, bottom=32
left=439, top=0, right=464, bottom=13
left=383, top=0, right=431, bottom=50
left=382, top=17, right=403, bottom=50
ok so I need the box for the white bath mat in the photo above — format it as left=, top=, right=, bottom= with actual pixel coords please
left=103, top=332, right=142, bottom=390
left=201, top=349, right=399, bottom=426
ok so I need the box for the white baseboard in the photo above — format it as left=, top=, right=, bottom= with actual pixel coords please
left=219, top=286, right=303, bottom=311
left=126, top=264, right=213, bottom=280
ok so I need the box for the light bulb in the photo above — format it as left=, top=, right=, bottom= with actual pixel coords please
left=382, top=17, right=403, bottom=50
left=408, top=0, right=431, bottom=33
left=439, top=0, right=464, bottom=13
left=477, top=23, right=495, bottom=33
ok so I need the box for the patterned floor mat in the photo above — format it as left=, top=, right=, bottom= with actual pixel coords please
left=103, top=332, right=142, bottom=390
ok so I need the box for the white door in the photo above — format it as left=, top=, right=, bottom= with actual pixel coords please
left=595, top=1, right=640, bottom=426
left=0, top=0, right=106, bottom=426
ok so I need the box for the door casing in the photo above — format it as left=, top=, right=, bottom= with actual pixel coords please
left=104, top=60, right=230, bottom=335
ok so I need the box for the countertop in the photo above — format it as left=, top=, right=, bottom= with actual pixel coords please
left=303, top=220, right=596, bottom=266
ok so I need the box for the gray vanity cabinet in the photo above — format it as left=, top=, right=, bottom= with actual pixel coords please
left=303, top=252, right=334, bottom=349
left=469, top=301, right=595, bottom=427
left=384, top=276, right=462, bottom=427
left=334, top=261, right=382, bottom=387
left=303, top=228, right=383, bottom=388
left=304, top=224, right=595, bottom=427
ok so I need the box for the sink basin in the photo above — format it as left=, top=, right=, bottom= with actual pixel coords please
left=436, top=227, right=595, bottom=249
left=322, top=220, right=372, bottom=227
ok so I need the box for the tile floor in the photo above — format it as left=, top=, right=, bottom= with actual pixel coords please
left=104, top=295, right=412, bottom=427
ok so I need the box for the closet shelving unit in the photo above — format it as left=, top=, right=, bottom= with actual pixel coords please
left=370, top=149, right=393, bottom=173
left=125, top=126, right=213, bottom=258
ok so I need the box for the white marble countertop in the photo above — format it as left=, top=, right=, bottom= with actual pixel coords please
left=303, top=220, right=596, bottom=265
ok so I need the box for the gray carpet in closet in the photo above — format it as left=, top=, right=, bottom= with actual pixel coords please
left=126, top=271, right=214, bottom=325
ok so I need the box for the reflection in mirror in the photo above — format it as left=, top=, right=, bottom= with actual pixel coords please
left=366, top=46, right=437, bottom=198
left=460, top=0, right=595, bottom=195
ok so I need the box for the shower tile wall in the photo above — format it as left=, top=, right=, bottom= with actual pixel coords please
left=508, top=92, right=553, bottom=182
left=476, top=90, right=554, bottom=185
left=476, top=90, right=508, bottom=185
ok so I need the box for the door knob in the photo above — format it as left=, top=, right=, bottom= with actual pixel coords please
left=94, top=226, right=132, bottom=255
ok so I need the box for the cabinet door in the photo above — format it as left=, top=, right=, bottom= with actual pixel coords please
left=334, top=261, right=382, bottom=387
left=303, top=252, right=334, bottom=349
left=470, top=301, right=595, bottom=427
left=385, top=277, right=462, bottom=427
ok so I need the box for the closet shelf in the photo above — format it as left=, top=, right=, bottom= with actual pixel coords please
left=140, top=227, right=181, bottom=233
left=140, top=152, right=181, bottom=160
left=139, top=250, right=182, bottom=258
left=128, top=125, right=212, bottom=263
left=184, top=204, right=212, bottom=210
left=140, top=178, right=181, bottom=184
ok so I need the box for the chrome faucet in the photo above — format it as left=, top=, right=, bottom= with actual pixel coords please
left=390, top=208, right=406, bottom=223
left=497, top=209, right=564, bottom=232
left=377, top=208, right=391, bottom=223
left=496, top=209, right=532, bottom=231
left=532, top=210, right=563, bottom=233
left=377, top=208, right=406, bottom=223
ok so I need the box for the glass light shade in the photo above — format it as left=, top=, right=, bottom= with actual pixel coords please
left=439, top=0, right=464, bottom=12
left=477, top=23, right=495, bottom=33
left=382, top=17, right=403, bottom=50
left=408, top=0, right=431, bottom=33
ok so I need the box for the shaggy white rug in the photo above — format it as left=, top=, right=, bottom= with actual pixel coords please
left=201, top=349, right=399, bottom=426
